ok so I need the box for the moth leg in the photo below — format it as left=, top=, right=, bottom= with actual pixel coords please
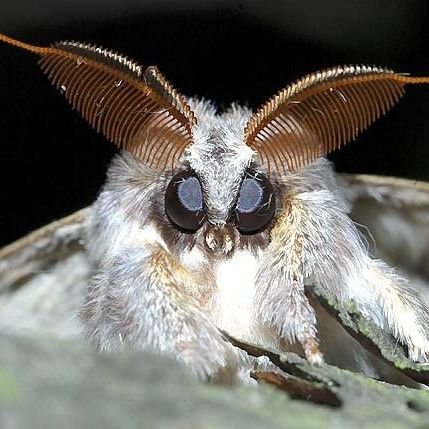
left=344, top=258, right=429, bottom=362
left=280, top=189, right=429, bottom=363
left=255, top=196, right=324, bottom=365
left=80, top=240, right=235, bottom=381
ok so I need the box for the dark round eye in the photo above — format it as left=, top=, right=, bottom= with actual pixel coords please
left=234, top=171, right=276, bottom=233
left=165, top=171, right=205, bottom=231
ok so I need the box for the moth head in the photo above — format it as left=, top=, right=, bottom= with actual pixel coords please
left=3, top=33, right=428, bottom=255
left=163, top=163, right=277, bottom=255
left=163, top=104, right=277, bottom=255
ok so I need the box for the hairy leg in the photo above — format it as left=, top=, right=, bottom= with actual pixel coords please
left=255, top=189, right=429, bottom=363
left=255, top=195, right=323, bottom=364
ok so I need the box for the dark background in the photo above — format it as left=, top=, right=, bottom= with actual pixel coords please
left=0, top=1, right=429, bottom=247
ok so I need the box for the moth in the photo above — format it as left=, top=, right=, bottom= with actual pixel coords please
left=2, top=33, right=429, bottom=383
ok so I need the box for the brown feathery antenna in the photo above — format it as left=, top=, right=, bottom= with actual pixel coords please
left=0, top=33, right=197, bottom=171
left=244, top=65, right=429, bottom=175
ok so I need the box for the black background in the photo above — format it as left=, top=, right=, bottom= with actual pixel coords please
left=0, top=1, right=429, bottom=247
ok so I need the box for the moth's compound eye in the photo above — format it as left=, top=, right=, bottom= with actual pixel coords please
left=165, top=171, right=205, bottom=231
left=234, top=171, right=276, bottom=234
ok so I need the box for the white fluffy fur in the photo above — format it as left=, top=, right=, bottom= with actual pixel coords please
left=211, top=250, right=260, bottom=340
left=81, top=99, right=429, bottom=383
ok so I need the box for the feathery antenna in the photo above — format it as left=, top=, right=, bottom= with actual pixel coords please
left=0, top=33, right=196, bottom=171
left=245, top=65, right=429, bottom=175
